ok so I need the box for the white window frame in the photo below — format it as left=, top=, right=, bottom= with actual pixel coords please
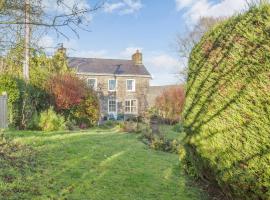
left=87, top=78, right=97, bottom=90
left=126, top=79, right=136, bottom=92
left=108, top=79, right=117, bottom=92
left=108, top=99, right=117, bottom=113
left=125, top=99, right=137, bottom=114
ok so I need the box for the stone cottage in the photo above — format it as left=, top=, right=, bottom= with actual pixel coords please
left=68, top=50, right=151, bottom=120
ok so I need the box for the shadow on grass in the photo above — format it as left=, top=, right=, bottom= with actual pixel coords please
left=1, top=127, right=208, bottom=200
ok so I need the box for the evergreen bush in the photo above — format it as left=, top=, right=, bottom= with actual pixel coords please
left=39, top=107, right=66, bottom=132
left=0, top=75, right=49, bottom=129
left=183, top=3, right=270, bottom=200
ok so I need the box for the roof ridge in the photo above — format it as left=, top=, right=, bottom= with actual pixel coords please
left=68, top=57, right=132, bottom=62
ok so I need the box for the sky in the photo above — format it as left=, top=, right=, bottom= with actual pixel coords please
left=39, top=0, right=250, bottom=86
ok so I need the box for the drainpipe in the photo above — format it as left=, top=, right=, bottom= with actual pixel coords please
left=113, top=65, right=121, bottom=120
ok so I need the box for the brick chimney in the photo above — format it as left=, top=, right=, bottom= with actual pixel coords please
left=132, top=50, right=143, bottom=65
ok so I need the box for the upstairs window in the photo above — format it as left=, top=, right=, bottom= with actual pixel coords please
left=125, top=99, right=137, bottom=114
left=126, top=79, right=135, bottom=92
left=87, top=78, right=97, bottom=90
left=108, top=79, right=117, bottom=91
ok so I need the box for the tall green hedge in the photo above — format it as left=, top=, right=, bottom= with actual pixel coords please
left=0, top=75, right=49, bottom=129
left=183, top=4, right=270, bottom=200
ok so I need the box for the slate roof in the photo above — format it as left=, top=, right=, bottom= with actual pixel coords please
left=68, top=57, right=151, bottom=77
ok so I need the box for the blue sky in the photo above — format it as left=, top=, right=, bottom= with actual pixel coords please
left=40, top=0, right=249, bottom=85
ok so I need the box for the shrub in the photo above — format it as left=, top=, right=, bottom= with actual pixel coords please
left=47, top=73, right=87, bottom=111
left=39, top=107, right=66, bottom=131
left=100, top=120, right=118, bottom=129
left=65, top=118, right=79, bottom=131
left=71, top=92, right=100, bottom=127
left=26, top=111, right=40, bottom=130
left=139, top=124, right=181, bottom=153
left=0, top=75, right=49, bottom=129
left=20, top=82, right=50, bottom=129
left=119, top=121, right=139, bottom=133
left=154, top=86, right=185, bottom=124
left=173, top=123, right=184, bottom=133
left=183, top=4, right=270, bottom=200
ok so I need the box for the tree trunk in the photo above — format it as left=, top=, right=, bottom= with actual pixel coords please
left=23, top=0, right=30, bottom=81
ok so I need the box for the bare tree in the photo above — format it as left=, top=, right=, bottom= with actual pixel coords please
left=176, top=17, right=223, bottom=81
left=177, top=17, right=223, bottom=60
left=0, top=0, right=103, bottom=80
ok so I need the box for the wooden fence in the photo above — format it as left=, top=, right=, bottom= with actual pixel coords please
left=0, top=94, right=8, bottom=128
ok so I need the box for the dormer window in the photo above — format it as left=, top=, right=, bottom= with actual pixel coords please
left=108, top=79, right=117, bottom=91
left=87, top=78, right=97, bottom=90
left=126, top=79, right=135, bottom=92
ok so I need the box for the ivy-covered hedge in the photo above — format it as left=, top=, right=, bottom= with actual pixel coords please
left=0, top=75, right=49, bottom=129
left=183, top=4, right=270, bottom=200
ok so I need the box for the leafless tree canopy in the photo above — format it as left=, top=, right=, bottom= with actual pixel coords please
left=175, top=17, right=223, bottom=81
left=0, top=0, right=103, bottom=51
left=176, top=17, right=223, bottom=60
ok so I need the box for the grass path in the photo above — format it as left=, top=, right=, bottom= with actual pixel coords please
left=2, top=128, right=207, bottom=200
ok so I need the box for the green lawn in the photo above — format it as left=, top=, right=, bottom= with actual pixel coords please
left=1, top=127, right=207, bottom=200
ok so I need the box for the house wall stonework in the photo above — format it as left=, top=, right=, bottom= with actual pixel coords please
left=77, top=74, right=150, bottom=119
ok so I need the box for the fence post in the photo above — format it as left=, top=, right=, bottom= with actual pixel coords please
left=0, top=92, right=8, bottom=129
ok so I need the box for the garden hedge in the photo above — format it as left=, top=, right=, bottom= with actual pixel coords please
left=0, top=75, right=49, bottom=128
left=183, top=3, right=270, bottom=200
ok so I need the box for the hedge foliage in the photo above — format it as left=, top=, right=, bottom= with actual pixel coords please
left=0, top=75, right=49, bottom=128
left=183, top=4, right=270, bottom=200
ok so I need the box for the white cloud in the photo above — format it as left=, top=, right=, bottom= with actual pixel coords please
left=177, top=0, right=248, bottom=23
left=175, top=0, right=194, bottom=10
left=120, top=46, right=143, bottom=58
left=104, top=2, right=125, bottom=13
left=103, top=0, right=143, bottom=15
left=148, top=54, right=179, bottom=69
left=43, top=0, right=90, bottom=13
left=42, top=0, right=92, bottom=22
left=145, top=53, right=183, bottom=76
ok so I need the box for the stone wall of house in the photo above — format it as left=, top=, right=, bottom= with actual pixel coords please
left=77, top=74, right=150, bottom=119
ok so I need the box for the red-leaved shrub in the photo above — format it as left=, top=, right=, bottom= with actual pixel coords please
left=48, top=73, right=87, bottom=111
left=154, top=86, right=185, bottom=123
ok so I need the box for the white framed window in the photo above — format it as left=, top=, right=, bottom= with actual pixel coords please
left=108, top=79, right=117, bottom=91
left=87, top=78, right=97, bottom=90
left=125, top=99, right=137, bottom=114
left=108, top=99, right=117, bottom=113
left=126, top=79, right=135, bottom=92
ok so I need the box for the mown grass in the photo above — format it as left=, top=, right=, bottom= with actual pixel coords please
left=1, top=127, right=207, bottom=200
left=159, top=125, right=186, bottom=141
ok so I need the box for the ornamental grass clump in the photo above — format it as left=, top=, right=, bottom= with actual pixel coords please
left=39, top=107, right=66, bottom=132
left=183, top=3, right=270, bottom=200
